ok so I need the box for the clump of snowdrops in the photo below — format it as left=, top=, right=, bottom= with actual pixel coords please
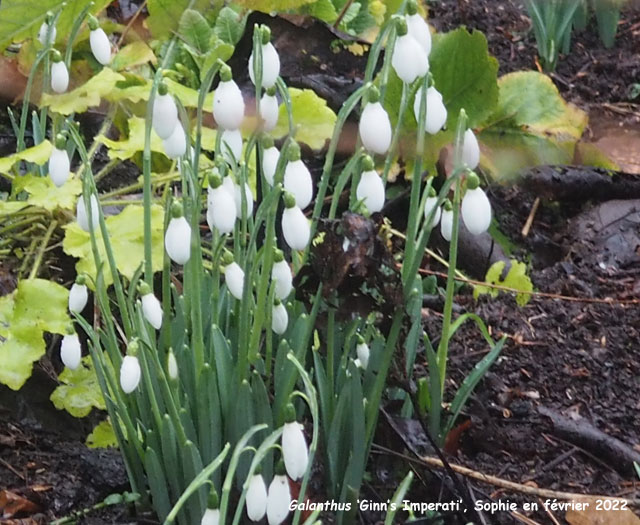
left=47, top=2, right=504, bottom=523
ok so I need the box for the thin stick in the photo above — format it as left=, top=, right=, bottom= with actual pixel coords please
left=28, top=220, right=57, bottom=279
left=521, top=197, right=540, bottom=238
left=539, top=498, right=561, bottom=525
left=117, top=0, right=149, bottom=47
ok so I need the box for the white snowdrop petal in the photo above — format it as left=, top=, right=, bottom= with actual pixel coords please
left=440, top=207, right=453, bottom=241
left=260, top=93, right=280, bottom=132
left=213, top=80, right=245, bottom=130
left=356, top=342, right=370, bottom=369
left=282, top=206, right=310, bottom=251
left=356, top=170, right=385, bottom=213
left=461, top=187, right=492, bottom=235
left=272, top=302, right=288, bottom=335
left=246, top=474, right=268, bottom=522
left=392, top=34, right=428, bottom=84
left=262, top=146, right=280, bottom=186
left=225, top=262, right=245, bottom=300
left=406, top=13, right=432, bottom=56
left=207, top=186, right=237, bottom=234
left=359, top=102, right=392, bottom=155
left=413, top=86, right=447, bottom=135
left=76, top=194, right=99, bottom=232
left=283, top=160, right=312, bottom=209
left=165, top=216, right=191, bottom=264
left=163, top=122, right=187, bottom=159
left=49, top=147, right=70, bottom=187
left=120, top=355, right=141, bottom=394
left=423, top=196, right=441, bottom=228
left=69, top=283, right=88, bottom=313
left=152, top=93, right=178, bottom=139
left=266, top=475, right=291, bottom=525
left=141, top=293, right=163, bottom=330
left=234, top=182, right=254, bottom=218
left=90, top=28, right=111, bottom=65
left=51, top=61, right=69, bottom=93
left=61, top=334, right=82, bottom=370
left=271, top=260, right=293, bottom=300
left=221, top=129, right=243, bottom=165
left=38, top=22, right=56, bottom=45
left=200, top=508, right=220, bottom=525
left=462, top=129, right=480, bottom=169
left=282, top=421, right=309, bottom=480
left=249, top=42, right=281, bottom=88
left=167, top=352, right=178, bottom=381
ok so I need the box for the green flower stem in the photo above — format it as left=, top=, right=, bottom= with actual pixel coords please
left=362, top=21, right=395, bottom=87
left=276, top=77, right=295, bottom=137
left=328, top=151, right=362, bottom=219
left=27, top=219, right=56, bottom=279
left=381, top=81, right=409, bottom=185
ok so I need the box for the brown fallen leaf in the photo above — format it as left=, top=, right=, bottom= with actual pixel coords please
left=0, top=490, right=41, bottom=519
left=566, top=499, right=640, bottom=525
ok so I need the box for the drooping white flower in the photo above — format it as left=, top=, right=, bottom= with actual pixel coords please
left=51, top=59, right=69, bottom=93
left=462, top=129, right=480, bottom=169
left=213, top=78, right=245, bottom=131
left=89, top=27, right=111, bottom=65
left=167, top=350, right=178, bottom=381
left=271, top=258, right=292, bottom=300
left=69, top=282, right=88, bottom=313
left=120, top=355, right=141, bottom=394
left=392, top=32, right=428, bottom=84
left=49, top=147, right=70, bottom=187
left=356, top=341, right=370, bottom=369
left=246, top=473, right=268, bottom=522
left=249, top=42, right=281, bottom=89
left=284, top=159, right=312, bottom=209
left=423, top=194, right=441, bottom=228
left=221, top=129, right=243, bottom=165
left=461, top=186, right=492, bottom=235
left=359, top=102, right=392, bottom=155
left=162, top=121, right=187, bottom=160
left=207, top=182, right=237, bottom=235
left=271, top=301, right=288, bottom=335
left=234, top=181, right=254, bottom=218
left=282, top=419, right=309, bottom=480
left=262, top=145, right=280, bottom=186
left=152, top=89, right=178, bottom=140
left=76, top=194, right=99, bottom=232
left=356, top=170, right=385, bottom=213
left=440, top=206, right=453, bottom=241
left=201, top=508, right=220, bottom=525
left=165, top=215, right=191, bottom=265
left=60, top=333, right=81, bottom=370
left=38, top=22, right=56, bottom=46
left=282, top=203, right=310, bottom=251
left=224, top=261, right=245, bottom=300
left=413, top=86, right=447, bottom=135
left=260, top=91, right=280, bottom=132
left=266, top=475, right=291, bottom=525
left=406, top=13, right=432, bottom=56
left=141, top=292, right=163, bottom=330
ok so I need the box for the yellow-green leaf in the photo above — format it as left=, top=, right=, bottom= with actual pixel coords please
left=147, top=0, right=219, bottom=38
left=0, top=140, right=52, bottom=175
left=51, top=356, right=106, bottom=418
left=473, top=260, right=533, bottom=307
left=110, top=41, right=157, bottom=71
left=18, top=174, right=82, bottom=210
left=87, top=418, right=118, bottom=448
left=99, top=117, right=165, bottom=160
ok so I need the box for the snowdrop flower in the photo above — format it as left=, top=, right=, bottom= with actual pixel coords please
left=281, top=192, right=310, bottom=251
left=207, top=171, right=237, bottom=234
left=213, top=66, right=245, bottom=131
left=271, top=250, right=292, bottom=300
left=414, top=85, right=447, bottom=135
left=272, top=300, right=288, bottom=335
left=88, top=15, right=111, bottom=65
left=224, top=254, right=245, bottom=300
left=283, top=143, right=312, bottom=209
left=392, top=19, right=428, bottom=84
left=221, top=128, right=243, bottom=165
left=167, top=350, right=178, bottom=381
left=234, top=180, right=254, bottom=218
left=405, top=0, right=432, bottom=56
left=152, top=83, right=178, bottom=140
left=356, top=156, right=385, bottom=213
left=359, top=86, right=392, bottom=155
left=38, top=15, right=56, bottom=46
left=201, top=490, right=220, bottom=525
left=440, top=201, right=453, bottom=241
left=49, top=134, right=70, bottom=188
left=356, top=339, right=370, bottom=369
left=423, top=187, right=441, bottom=228
left=68, top=275, right=88, bottom=314
left=282, top=403, right=309, bottom=480
left=165, top=202, right=191, bottom=265
left=461, top=173, right=491, bottom=235
left=262, top=137, right=280, bottom=186
left=260, top=87, right=280, bottom=132
left=266, top=463, right=291, bottom=525
left=60, top=328, right=81, bottom=370
left=76, top=193, right=99, bottom=232
left=249, top=27, right=280, bottom=88
left=120, top=343, right=141, bottom=394
left=462, top=128, right=480, bottom=170
left=139, top=283, right=163, bottom=330
left=50, top=50, right=69, bottom=93
left=246, top=471, right=268, bottom=522
left=162, top=121, right=187, bottom=160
